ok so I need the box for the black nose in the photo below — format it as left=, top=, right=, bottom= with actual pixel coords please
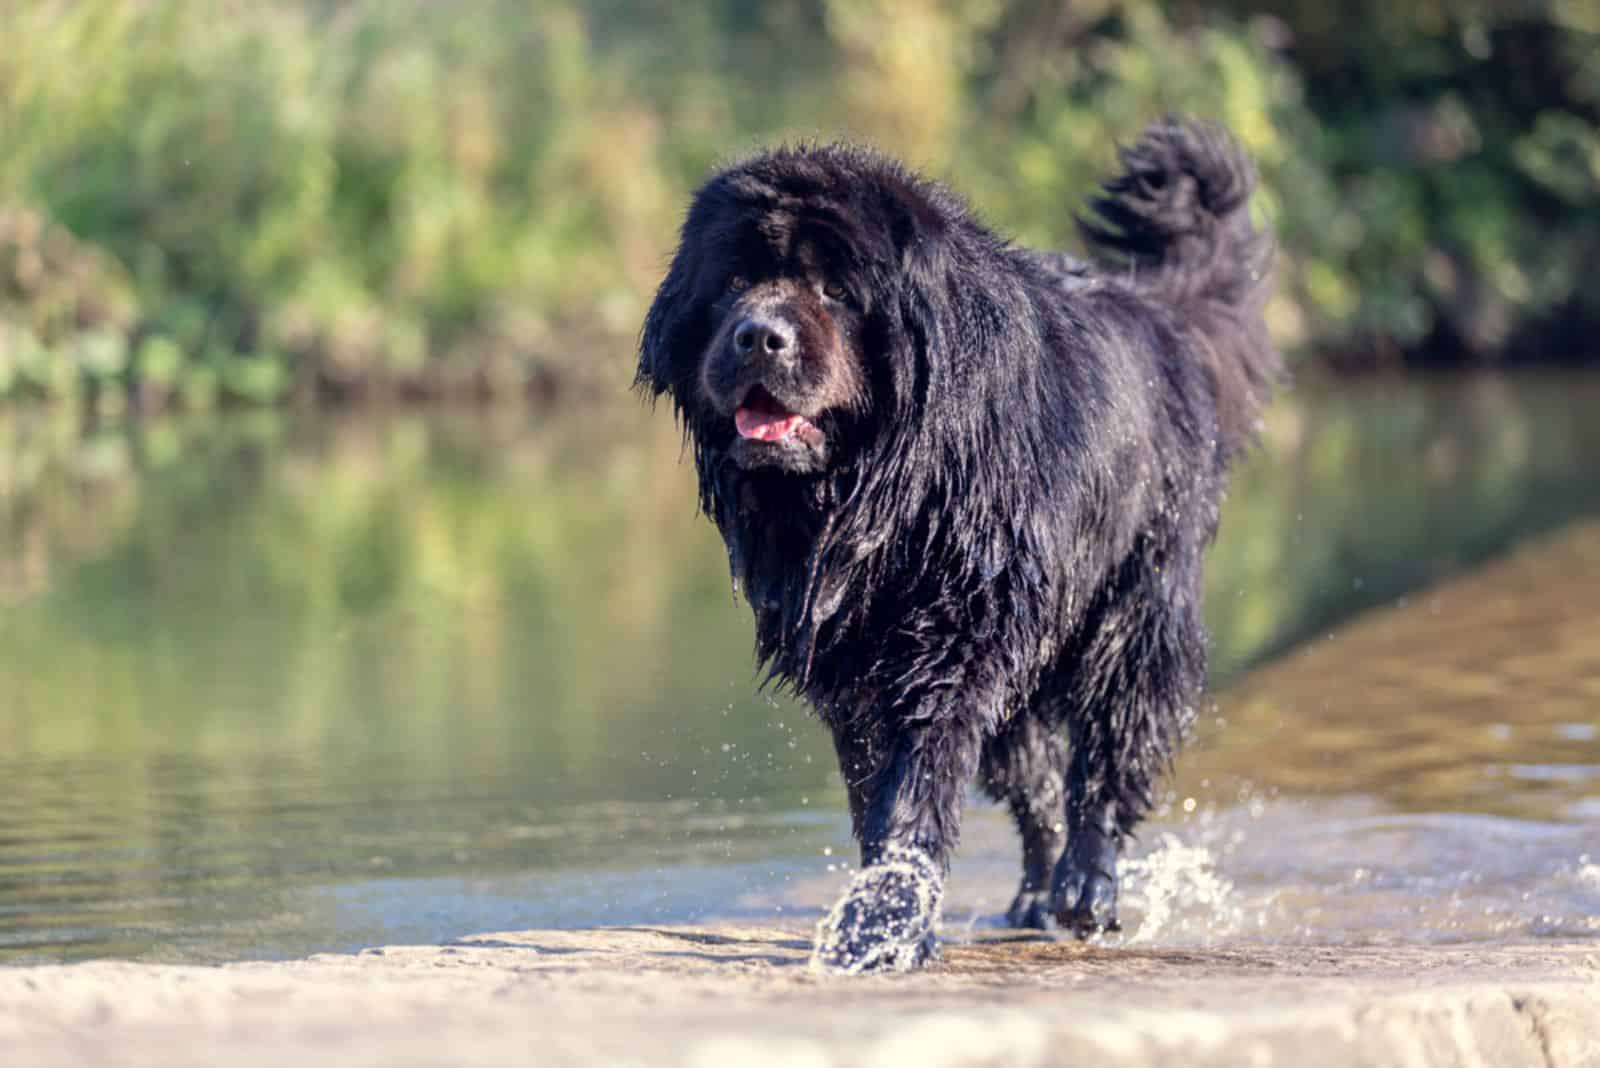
left=732, top=316, right=795, bottom=358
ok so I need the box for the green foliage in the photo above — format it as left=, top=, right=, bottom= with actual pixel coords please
left=0, top=0, right=1595, bottom=406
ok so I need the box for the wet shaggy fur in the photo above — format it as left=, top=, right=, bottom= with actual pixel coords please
left=637, top=119, right=1279, bottom=972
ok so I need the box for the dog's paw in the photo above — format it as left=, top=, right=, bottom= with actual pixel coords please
left=1004, top=887, right=1057, bottom=930
left=1052, top=867, right=1121, bottom=937
left=810, top=847, right=943, bottom=975
left=1051, top=839, right=1121, bottom=938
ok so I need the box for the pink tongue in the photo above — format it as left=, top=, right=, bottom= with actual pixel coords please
left=735, top=406, right=805, bottom=442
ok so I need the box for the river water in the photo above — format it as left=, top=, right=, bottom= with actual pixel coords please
left=1, top=373, right=1597, bottom=963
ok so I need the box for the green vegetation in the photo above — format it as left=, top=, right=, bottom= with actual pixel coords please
left=1, top=1, right=1596, bottom=407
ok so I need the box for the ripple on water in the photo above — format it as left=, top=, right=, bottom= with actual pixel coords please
left=933, top=799, right=1600, bottom=950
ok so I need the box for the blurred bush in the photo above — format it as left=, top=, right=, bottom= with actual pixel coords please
left=0, top=0, right=1595, bottom=407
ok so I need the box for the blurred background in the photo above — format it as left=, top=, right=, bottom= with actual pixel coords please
left=1, top=1, right=1597, bottom=964
left=2, top=0, right=1598, bottom=404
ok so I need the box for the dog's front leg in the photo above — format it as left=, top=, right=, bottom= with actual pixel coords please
left=812, top=715, right=982, bottom=974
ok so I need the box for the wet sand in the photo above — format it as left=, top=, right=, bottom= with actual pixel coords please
left=1, top=924, right=1596, bottom=1066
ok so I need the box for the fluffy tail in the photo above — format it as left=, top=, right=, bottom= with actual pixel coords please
left=1079, top=118, right=1280, bottom=453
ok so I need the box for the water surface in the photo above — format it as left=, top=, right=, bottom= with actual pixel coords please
left=2, top=373, right=1598, bottom=963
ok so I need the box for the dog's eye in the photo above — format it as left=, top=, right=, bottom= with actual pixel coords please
left=822, top=281, right=849, bottom=302
left=727, top=275, right=750, bottom=293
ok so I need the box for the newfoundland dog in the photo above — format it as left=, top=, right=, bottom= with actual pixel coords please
left=637, top=118, right=1278, bottom=973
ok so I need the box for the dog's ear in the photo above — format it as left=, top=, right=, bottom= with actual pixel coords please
left=637, top=248, right=691, bottom=401
left=883, top=194, right=963, bottom=420
left=882, top=181, right=1032, bottom=451
left=885, top=180, right=950, bottom=276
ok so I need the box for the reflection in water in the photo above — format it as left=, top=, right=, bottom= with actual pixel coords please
left=1194, top=522, right=1600, bottom=820
left=1, top=373, right=1599, bottom=962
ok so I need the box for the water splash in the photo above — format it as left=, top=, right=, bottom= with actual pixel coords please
left=811, top=846, right=942, bottom=974
left=1120, top=833, right=1241, bottom=944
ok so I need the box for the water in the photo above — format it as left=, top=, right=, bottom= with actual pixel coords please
left=2, top=373, right=1598, bottom=964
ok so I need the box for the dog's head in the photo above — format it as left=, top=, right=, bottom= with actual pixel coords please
left=637, top=145, right=961, bottom=478
left=639, top=145, right=1048, bottom=684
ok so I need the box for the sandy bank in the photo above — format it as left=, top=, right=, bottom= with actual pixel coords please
left=1, top=925, right=1596, bottom=1066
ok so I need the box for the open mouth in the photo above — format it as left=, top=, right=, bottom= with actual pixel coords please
left=734, top=385, right=819, bottom=443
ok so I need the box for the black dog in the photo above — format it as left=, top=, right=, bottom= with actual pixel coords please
left=637, top=118, right=1278, bottom=973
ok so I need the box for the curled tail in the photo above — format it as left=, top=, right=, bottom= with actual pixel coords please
left=1079, top=118, right=1280, bottom=453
